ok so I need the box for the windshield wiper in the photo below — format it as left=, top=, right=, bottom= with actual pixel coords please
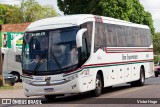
left=50, top=50, right=64, bottom=73
left=33, top=51, right=47, bottom=74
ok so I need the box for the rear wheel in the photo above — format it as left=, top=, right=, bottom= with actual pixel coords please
left=155, top=72, right=159, bottom=77
left=92, top=74, right=102, bottom=97
left=45, top=95, right=56, bottom=101
left=131, top=68, right=145, bottom=86
left=138, top=69, right=145, bottom=86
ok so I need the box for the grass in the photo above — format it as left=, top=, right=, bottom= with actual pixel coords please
left=0, top=81, right=23, bottom=90
left=0, top=84, right=14, bottom=90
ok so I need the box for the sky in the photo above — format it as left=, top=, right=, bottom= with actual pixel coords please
left=0, top=0, right=159, bottom=32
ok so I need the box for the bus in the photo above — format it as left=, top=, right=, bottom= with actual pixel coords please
left=22, top=14, right=154, bottom=100
left=2, top=34, right=23, bottom=82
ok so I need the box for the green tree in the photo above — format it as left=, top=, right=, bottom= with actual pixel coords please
left=0, top=0, right=58, bottom=24
left=153, top=32, right=160, bottom=54
left=57, top=0, right=155, bottom=35
left=21, top=0, right=58, bottom=22
left=5, top=5, right=23, bottom=24
left=0, top=4, right=23, bottom=24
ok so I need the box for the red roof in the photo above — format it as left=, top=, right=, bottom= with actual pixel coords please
left=1, top=22, right=31, bottom=32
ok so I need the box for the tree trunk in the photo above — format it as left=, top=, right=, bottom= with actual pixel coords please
left=0, top=48, right=4, bottom=86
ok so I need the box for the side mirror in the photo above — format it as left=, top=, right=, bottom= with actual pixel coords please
left=76, top=28, right=87, bottom=48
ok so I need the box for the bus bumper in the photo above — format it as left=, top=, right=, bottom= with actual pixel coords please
left=23, top=78, right=82, bottom=97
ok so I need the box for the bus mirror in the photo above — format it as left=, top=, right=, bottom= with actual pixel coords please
left=76, top=28, right=87, bottom=48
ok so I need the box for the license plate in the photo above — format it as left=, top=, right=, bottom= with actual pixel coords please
left=44, top=88, right=54, bottom=92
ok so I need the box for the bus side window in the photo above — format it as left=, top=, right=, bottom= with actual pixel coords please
left=81, top=35, right=88, bottom=62
left=15, top=55, right=22, bottom=63
left=94, top=22, right=106, bottom=52
left=107, top=24, right=117, bottom=47
left=80, top=22, right=93, bottom=56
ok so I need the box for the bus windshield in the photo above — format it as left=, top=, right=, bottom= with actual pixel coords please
left=22, top=27, right=79, bottom=75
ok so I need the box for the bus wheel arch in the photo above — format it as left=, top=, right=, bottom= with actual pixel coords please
left=92, top=70, right=104, bottom=97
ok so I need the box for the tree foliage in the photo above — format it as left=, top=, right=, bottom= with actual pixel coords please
left=153, top=33, right=160, bottom=54
left=0, top=4, right=22, bottom=24
left=21, top=0, right=58, bottom=22
left=0, top=0, right=58, bottom=24
left=57, top=0, right=155, bottom=35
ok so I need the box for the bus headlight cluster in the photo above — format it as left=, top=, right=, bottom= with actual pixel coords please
left=65, top=74, right=78, bottom=81
left=23, top=78, right=32, bottom=84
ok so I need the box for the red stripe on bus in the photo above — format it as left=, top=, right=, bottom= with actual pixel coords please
left=65, top=59, right=153, bottom=74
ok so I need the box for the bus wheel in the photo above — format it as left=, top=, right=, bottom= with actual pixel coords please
left=45, top=95, right=56, bottom=101
left=92, top=74, right=102, bottom=97
left=131, top=68, right=145, bottom=86
left=155, top=72, right=159, bottom=77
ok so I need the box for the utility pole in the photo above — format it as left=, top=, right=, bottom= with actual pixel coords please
left=21, top=0, right=26, bottom=22
left=0, top=24, right=3, bottom=86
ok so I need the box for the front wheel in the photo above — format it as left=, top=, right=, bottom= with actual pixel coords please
left=92, top=74, right=102, bottom=97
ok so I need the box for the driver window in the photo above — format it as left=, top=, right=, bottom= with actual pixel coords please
left=80, top=22, right=93, bottom=57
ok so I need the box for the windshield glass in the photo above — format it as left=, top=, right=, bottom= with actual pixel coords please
left=22, top=27, right=79, bottom=74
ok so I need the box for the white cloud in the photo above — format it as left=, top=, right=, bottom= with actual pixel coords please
left=37, top=0, right=63, bottom=15
left=139, top=0, right=160, bottom=32
left=0, top=0, right=20, bottom=5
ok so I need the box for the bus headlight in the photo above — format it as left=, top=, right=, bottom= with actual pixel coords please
left=65, top=74, right=78, bottom=81
left=23, top=78, right=32, bottom=84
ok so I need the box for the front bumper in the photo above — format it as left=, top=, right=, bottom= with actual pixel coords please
left=23, top=78, right=82, bottom=97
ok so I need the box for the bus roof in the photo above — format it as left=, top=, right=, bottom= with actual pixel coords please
left=26, top=14, right=149, bottom=31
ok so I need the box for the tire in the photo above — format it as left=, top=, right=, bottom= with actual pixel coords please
left=45, top=95, right=56, bottom=101
left=131, top=68, right=145, bottom=86
left=155, top=72, right=159, bottom=77
left=11, top=72, right=20, bottom=82
left=92, top=74, right=102, bottom=97
left=9, top=81, right=15, bottom=86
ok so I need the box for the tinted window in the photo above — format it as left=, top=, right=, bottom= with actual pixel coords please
left=81, top=22, right=93, bottom=56
left=94, top=22, right=107, bottom=51
left=106, top=24, right=152, bottom=47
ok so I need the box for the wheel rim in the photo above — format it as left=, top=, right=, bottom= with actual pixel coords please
left=141, top=72, right=144, bottom=83
left=13, top=75, right=18, bottom=81
left=96, top=77, right=102, bottom=93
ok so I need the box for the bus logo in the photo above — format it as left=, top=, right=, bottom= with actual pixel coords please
left=45, top=77, right=51, bottom=86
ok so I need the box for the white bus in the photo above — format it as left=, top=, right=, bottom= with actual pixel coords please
left=22, top=14, right=154, bottom=100
left=2, top=35, right=23, bottom=82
